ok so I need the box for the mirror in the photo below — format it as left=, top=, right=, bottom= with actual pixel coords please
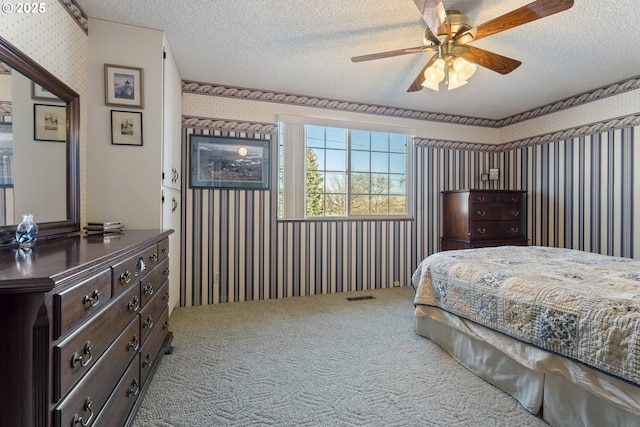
left=0, top=35, right=79, bottom=242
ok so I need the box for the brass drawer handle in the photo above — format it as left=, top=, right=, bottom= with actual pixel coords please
left=476, top=228, right=486, bottom=234
left=128, top=296, right=140, bottom=312
left=476, top=210, right=486, bottom=217
left=149, top=252, right=159, bottom=262
left=511, top=210, right=520, bottom=217
left=161, top=246, right=168, bottom=255
left=143, top=315, right=154, bottom=330
left=127, top=378, right=140, bottom=397
left=477, top=196, right=486, bottom=202
left=511, top=197, right=519, bottom=202
left=71, top=341, right=93, bottom=368
left=143, top=353, right=154, bottom=368
left=83, top=290, right=101, bottom=307
left=163, top=266, right=170, bottom=277
left=163, top=292, right=170, bottom=302
left=163, top=321, right=170, bottom=331
left=127, top=334, right=139, bottom=352
left=119, top=270, right=132, bottom=284
left=143, top=283, right=154, bottom=296
left=72, top=398, right=94, bottom=426
left=510, top=227, right=520, bottom=233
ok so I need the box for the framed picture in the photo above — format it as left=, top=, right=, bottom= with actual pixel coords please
left=33, top=104, right=66, bottom=142
left=489, top=168, right=500, bottom=181
left=190, top=134, right=270, bottom=189
left=104, top=64, right=144, bottom=108
left=111, top=110, right=143, bottom=146
left=31, top=82, right=60, bottom=101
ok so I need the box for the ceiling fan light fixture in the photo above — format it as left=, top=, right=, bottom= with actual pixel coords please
left=447, top=72, right=467, bottom=90
left=421, top=79, right=440, bottom=91
left=453, top=56, right=477, bottom=81
left=422, top=58, right=446, bottom=90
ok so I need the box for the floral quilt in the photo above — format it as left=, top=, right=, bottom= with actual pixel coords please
left=412, top=245, right=640, bottom=386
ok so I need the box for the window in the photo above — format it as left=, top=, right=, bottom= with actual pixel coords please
left=278, top=119, right=412, bottom=219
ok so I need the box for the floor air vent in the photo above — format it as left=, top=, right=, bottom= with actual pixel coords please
left=346, top=295, right=375, bottom=301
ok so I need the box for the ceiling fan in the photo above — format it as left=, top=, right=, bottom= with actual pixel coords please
left=351, top=0, right=574, bottom=91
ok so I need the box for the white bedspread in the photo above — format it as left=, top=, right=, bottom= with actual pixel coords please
left=411, top=246, right=640, bottom=387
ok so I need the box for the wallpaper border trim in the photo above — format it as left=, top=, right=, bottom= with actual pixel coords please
left=183, top=116, right=277, bottom=135
left=59, top=0, right=89, bottom=34
left=182, top=76, right=640, bottom=129
left=415, top=113, right=640, bottom=152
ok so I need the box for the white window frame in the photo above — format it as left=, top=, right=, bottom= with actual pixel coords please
left=277, top=115, right=414, bottom=220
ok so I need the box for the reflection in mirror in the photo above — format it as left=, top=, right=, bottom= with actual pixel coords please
left=0, top=64, right=67, bottom=226
left=0, top=36, right=80, bottom=242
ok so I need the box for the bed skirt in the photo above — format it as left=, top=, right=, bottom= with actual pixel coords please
left=414, top=306, right=640, bottom=427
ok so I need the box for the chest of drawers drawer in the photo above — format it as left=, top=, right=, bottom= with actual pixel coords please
left=54, top=268, right=112, bottom=339
left=140, top=257, right=170, bottom=308
left=471, top=206, right=523, bottom=222
left=469, top=221, right=525, bottom=239
left=140, top=279, right=169, bottom=344
left=92, top=355, right=140, bottom=427
left=141, top=306, right=169, bottom=386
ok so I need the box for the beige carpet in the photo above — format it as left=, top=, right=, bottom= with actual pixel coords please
left=131, top=286, right=548, bottom=427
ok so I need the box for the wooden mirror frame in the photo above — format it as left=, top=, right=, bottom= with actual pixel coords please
left=0, top=35, right=80, bottom=239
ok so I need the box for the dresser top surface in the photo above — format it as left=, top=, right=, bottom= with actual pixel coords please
left=0, top=229, right=172, bottom=294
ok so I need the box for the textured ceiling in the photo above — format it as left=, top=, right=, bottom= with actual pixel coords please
left=75, top=0, right=640, bottom=120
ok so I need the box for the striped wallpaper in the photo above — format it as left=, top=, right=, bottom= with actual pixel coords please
left=181, top=117, right=639, bottom=307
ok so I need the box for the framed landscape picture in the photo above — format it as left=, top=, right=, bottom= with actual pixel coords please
left=104, top=64, right=144, bottom=108
left=111, top=110, right=143, bottom=146
left=33, top=104, right=66, bottom=142
left=189, top=134, right=270, bottom=189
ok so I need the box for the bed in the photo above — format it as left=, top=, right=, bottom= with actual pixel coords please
left=411, top=245, right=640, bottom=427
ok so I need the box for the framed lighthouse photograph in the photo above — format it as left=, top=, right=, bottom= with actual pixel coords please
left=104, top=64, right=144, bottom=108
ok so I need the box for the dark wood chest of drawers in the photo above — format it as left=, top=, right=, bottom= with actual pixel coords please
left=441, top=190, right=527, bottom=250
left=0, top=230, right=173, bottom=427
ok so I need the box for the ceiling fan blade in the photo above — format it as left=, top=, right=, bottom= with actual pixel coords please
left=351, top=45, right=432, bottom=63
left=407, top=54, right=438, bottom=92
left=456, top=0, right=574, bottom=43
left=460, top=45, right=522, bottom=75
left=412, top=0, right=451, bottom=39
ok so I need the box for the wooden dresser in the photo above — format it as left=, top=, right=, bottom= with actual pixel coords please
left=0, top=230, right=173, bottom=427
left=441, top=190, right=527, bottom=250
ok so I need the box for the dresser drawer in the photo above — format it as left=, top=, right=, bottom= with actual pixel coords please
left=53, top=315, right=142, bottom=427
left=112, top=245, right=161, bottom=297
left=472, top=191, right=523, bottom=205
left=140, top=279, right=169, bottom=344
left=470, top=222, right=525, bottom=239
left=92, top=355, right=140, bottom=427
left=54, top=268, right=112, bottom=339
left=140, top=306, right=169, bottom=386
left=140, top=257, right=170, bottom=308
left=54, top=284, right=140, bottom=400
left=471, top=206, right=523, bottom=221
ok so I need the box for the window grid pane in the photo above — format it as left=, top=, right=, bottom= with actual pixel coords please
left=303, top=125, right=408, bottom=218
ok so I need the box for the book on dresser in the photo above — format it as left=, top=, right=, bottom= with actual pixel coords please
left=440, top=189, right=528, bottom=251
